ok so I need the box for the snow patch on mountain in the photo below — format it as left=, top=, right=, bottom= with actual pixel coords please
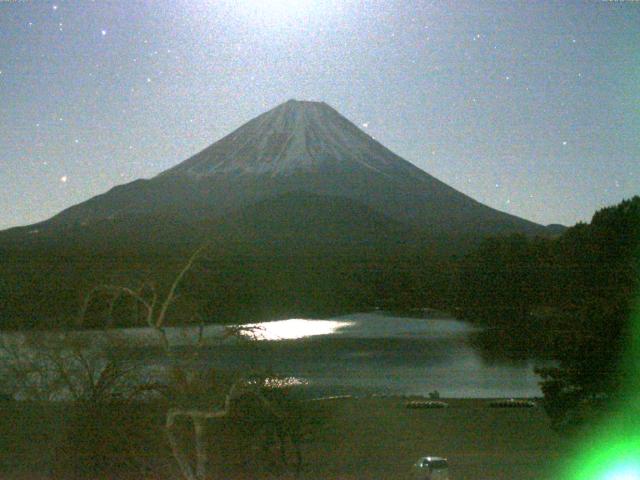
left=161, top=100, right=414, bottom=178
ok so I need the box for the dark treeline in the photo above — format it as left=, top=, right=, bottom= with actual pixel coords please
left=0, top=191, right=462, bottom=330
left=0, top=240, right=454, bottom=330
left=456, top=196, right=640, bottom=428
left=2, top=197, right=637, bottom=342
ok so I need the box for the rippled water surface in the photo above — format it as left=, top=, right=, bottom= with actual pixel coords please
left=1, top=312, right=549, bottom=398
left=164, top=312, right=549, bottom=398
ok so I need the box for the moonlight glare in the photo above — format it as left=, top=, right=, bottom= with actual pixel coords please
left=1, top=1, right=638, bottom=229
left=229, top=0, right=350, bottom=29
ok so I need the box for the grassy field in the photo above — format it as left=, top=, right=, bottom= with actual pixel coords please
left=0, top=397, right=569, bottom=480
left=299, top=397, right=568, bottom=480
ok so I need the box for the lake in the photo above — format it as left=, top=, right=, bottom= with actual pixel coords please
left=141, top=311, right=549, bottom=398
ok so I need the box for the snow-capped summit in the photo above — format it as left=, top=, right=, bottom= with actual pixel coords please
left=162, top=99, right=419, bottom=178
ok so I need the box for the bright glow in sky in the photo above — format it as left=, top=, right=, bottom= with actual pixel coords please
left=235, top=0, right=320, bottom=26
left=0, top=1, right=639, bottom=230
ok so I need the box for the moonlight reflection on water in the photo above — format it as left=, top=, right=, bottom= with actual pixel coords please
left=242, top=319, right=353, bottom=341
left=0, top=313, right=550, bottom=398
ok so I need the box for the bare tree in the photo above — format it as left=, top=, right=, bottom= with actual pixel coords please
left=67, top=244, right=328, bottom=480
left=77, top=244, right=297, bottom=480
left=78, top=243, right=209, bottom=350
left=165, top=374, right=286, bottom=480
left=0, top=328, right=163, bottom=478
left=0, top=330, right=141, bottom=403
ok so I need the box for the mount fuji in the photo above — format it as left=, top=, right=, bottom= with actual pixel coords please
left=0, top=99, right=557, bottom=327
left=5, top=99, right=546, bottom=243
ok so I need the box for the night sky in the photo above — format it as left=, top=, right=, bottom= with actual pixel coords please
left=1, top=0, right=638, bottom=230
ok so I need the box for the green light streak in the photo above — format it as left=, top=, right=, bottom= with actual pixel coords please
left=557, top=254, right=640, bottom=480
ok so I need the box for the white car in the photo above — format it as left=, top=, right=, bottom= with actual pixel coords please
left=412, top=456, right=449, bottom=480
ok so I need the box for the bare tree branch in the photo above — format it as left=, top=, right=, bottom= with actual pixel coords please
left=155, top=243, right=209, bottom=330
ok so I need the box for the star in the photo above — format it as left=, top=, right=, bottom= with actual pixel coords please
left=146, top=77, right=151, bottom=82
left=101, top=29, right=107, bottom=36
left=60, top=176, right=68, bottom=183
left=362, top=122, right=369, bottom=128
left=562, top=141, right=568, bottom=146
left=52, top=5, right=58, bottom=11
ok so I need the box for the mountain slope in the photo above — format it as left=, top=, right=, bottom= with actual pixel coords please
left=0, top=192, right=421, bottom=251
left=12, top=99, right=546, bottom=239
left=0, top=99, right=554, bottom=328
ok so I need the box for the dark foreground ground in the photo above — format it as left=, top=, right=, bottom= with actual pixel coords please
left=0, top=397, right=568, bottom=480
left=303, top=397, right=567, bottom=480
